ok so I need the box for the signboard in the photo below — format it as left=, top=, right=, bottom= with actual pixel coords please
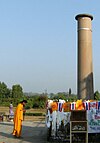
left=87, top=102, right=100, bottom=133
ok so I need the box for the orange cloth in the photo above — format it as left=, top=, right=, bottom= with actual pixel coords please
left=63, top=102, right=70, bottom=112
left=51, top=102, right=58, bottom=111
left=12, top=103, right=23, bottom=137
left=76, top=100, right=84, bottom=110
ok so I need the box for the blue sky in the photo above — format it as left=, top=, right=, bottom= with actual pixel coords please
left=0, top=0, right=99, bottom=94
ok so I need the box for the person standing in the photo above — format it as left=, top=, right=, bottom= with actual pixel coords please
left=9, top=102, right=14, bottom=121
left=12, top=100, right=27, bottom=138
left=9, top=102, right=14, bottom=116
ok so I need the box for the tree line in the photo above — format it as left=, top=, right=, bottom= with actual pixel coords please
left=0, top=81, right=78, bottom=109
left=1, top=81, right=99, bottom=109
left=0, top=81, right=48, bottom=109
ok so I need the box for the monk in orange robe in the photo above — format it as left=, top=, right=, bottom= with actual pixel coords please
left=12, top=100, right=27, bottom=138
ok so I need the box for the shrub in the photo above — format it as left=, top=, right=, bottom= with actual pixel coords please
left=25, top=112, right=44, bottom=116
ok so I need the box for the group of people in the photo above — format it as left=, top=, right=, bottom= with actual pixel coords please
left=9, top=100, right=27, bottom=138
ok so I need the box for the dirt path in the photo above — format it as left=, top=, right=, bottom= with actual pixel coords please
left=0, top=120, right=48, bottom=143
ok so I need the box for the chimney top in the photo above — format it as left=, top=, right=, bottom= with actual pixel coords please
left=75, top=14, right=93, bottom=21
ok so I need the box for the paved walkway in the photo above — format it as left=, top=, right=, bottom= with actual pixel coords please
left=0, top=120, right=48, bottom=143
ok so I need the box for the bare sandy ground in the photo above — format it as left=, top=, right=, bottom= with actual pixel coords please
left=0, top=120, right=48, bottom=143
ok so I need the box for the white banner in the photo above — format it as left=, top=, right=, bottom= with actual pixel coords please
left=87, top=109, right=100, bottom=133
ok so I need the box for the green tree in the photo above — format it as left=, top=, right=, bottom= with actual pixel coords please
left=94, top=91, right=100, bottom=100
left=11, top=84, right=24, bottom=105
left=0, top=82, right=10, bottom=98
left=69, top=88, right=71, bottom=95
left=12, top=84, right=23, bottom=98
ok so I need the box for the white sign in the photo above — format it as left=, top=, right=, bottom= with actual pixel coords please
left=87, top=109, right=100, bottom=133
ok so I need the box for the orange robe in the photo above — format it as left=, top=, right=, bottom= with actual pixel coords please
left=12, top=103, right=23, bottom=137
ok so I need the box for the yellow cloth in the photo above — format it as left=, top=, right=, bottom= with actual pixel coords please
left=76, top=99, right=84, bottom=110
left=12, top=103, right=23, bottom=137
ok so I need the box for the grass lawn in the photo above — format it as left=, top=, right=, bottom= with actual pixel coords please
left=0, top=107, right=46, bottom=121
left=0, top=106, right=46, bottom=114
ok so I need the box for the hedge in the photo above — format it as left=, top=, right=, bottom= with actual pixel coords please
left=25, top=112, right=45, bottom=116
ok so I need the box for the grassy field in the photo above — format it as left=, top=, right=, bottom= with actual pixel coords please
left=0, top=107, right=46, bottom=114
left=0, top=107, right=46, bottom=121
